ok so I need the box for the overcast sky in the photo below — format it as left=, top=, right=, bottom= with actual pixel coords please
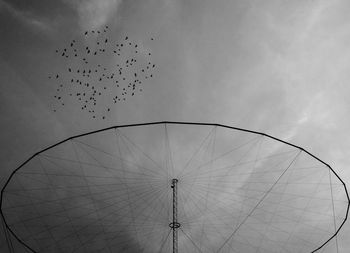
left=1, top=0, right=350, bottom=252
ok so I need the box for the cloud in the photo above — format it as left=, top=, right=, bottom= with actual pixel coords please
left=0, top=0, right=52, bottom=32
left=65, top=0, right=123, bottom=31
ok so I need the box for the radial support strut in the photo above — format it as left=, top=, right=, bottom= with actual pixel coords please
left=169, top=178, right=180, bottom=253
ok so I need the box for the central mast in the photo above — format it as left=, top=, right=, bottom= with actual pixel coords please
left=170, top=178, right=180, bottom=253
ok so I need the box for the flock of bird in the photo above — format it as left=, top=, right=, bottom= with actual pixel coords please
left=49, top=25, right=156, bottom=119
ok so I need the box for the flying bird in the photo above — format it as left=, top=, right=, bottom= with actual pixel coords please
left=50, top=29, right=156, bottom=119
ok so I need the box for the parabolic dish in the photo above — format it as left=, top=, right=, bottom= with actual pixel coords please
left=1, top=122, right=349, bottom=253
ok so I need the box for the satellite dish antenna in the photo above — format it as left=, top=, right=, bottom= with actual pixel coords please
left=1, top=122, right=349, bottom=252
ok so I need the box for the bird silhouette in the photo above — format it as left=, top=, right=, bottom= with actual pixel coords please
left=50, top=29, right=156, bottom=119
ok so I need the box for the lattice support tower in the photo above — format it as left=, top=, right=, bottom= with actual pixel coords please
left=169, top=178, right=180, bottom=253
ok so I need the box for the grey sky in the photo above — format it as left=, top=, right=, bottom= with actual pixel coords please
left=1, top=0, right=350, bottom=252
